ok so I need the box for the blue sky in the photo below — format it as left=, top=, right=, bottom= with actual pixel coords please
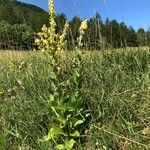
left=20, top=0, right=150, bottom=30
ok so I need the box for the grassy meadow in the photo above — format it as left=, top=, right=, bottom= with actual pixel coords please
left=0, top=48, right=150, bottom=149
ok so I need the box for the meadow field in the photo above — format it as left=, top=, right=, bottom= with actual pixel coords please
left=0, top=48, right=150, bottom=149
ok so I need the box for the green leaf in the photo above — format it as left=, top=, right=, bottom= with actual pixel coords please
left=74, top=120, right=84, bottom=127
left=70, top=130, right=80, bottom=137
left=47, top=126, right=64, bottom=140
left=56, top=139, right=76, bottom=150
left=55, top=103, right=71, bottom=111
left=65, top=139, right=76, bottom=150
left=56, top=144, right=66, bottom=150
left=57, top=102, right=75, bottom=112
left=41, top=135, right=51, bottom=142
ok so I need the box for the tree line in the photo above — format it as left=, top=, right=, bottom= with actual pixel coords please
left=67, top=13, right=150, bottom=50
left=0, top=0, right=150, bottom=50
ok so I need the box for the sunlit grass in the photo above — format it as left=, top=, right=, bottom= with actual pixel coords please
left=0, top=48, right=150, bottom=149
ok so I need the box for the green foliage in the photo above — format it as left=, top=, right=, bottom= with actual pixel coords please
left=87, top=13, right=105, bottom=50
left=41, top=50, right=89, bottom=149
left=68, top=16, right=82, bottom=49
left=0, top=21, right=34, bottom=50
left=0, top=0, right=49, bottom=31
left=127, top=26, right=138, bottom=47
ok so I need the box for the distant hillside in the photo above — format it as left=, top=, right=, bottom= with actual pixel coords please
left=0, top=0, right=49, bottom=31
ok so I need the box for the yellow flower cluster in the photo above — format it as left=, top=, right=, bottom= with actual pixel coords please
left=79, top=19, right=88, bottom=32
left=35, top=0, right=69, bottom=54
left=35, top=0, right=88, bottom=53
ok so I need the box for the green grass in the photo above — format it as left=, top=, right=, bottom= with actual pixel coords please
left=0, top=48, right=150, bottom=149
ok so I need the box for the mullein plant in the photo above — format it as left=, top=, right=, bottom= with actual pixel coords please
left=35, top=0, right=69, bottom=53
left=35, top=0, right=88, bottom=149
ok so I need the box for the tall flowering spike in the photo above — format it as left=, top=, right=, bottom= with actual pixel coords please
left=48, top=0, right=57, bottom=51
left=57, top=22, right=69, bottom=53
left=77, top=19, right=88, bottom=50
left=48, top=0, right=56, bottom=26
